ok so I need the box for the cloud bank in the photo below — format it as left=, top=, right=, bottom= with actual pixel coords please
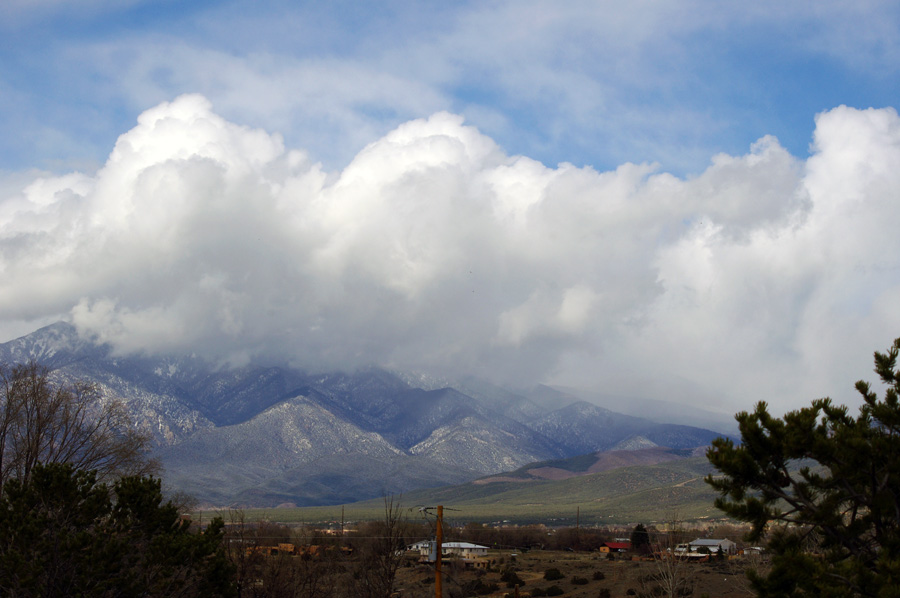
left=2, top=96, right=900, bottom=414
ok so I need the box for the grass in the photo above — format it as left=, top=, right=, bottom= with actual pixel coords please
left=195, top=456, right=730, bottom=526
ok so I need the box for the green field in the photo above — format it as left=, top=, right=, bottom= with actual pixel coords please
left=196, top=457, right=730, bottom=527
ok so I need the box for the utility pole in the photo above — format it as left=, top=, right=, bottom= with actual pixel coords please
left=576, top=506, right=580, bottom=551
left=420, top=504, right=450, bottom=598
left=435, top=505, right=443, bottom=598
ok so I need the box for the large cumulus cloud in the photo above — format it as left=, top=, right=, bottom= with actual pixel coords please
left=2, top=95, right=899, bottom=414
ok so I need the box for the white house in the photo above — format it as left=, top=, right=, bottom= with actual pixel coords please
left=407, top=540, right=432, bottom=552
left=442, top=542, right=489, bottom=558
left=688, top=538, right=737, bottom=555
left=415, top=541, right=489, bottom=560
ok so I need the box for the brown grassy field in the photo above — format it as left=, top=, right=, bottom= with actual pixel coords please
left=393, top=549, right=758, bottom=598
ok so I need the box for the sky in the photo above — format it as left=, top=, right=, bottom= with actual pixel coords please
left=1, top=1, right=900, bottom=418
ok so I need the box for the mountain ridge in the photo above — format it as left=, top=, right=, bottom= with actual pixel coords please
left=0, top=322, right=730, bottom=507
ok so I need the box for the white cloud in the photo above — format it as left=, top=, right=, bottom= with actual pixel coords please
left=80, top=39, right=451, bottom=171
left=1, top=96, right=900, bottom=416
left=592, top=105, right=900, bottom=413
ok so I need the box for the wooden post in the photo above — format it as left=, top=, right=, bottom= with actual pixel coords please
left=436, top=505, right=443, bottom=598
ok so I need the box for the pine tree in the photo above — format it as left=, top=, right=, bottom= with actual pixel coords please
left=630, top=523, right=651, bottom=554
left=0, top=463, right=236, bottom=597
left=707, top=337, right=900, bottom=597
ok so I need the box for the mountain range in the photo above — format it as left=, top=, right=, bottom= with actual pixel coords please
left=0, top=322, right=729, bottom=507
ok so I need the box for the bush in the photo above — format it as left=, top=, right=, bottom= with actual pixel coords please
left=572, top=576, right=589, bottom=585
left=626, top=589, right=637, bottom=596
left=546, top=586, right=565, bottom=596
left=531, top=589, right=547, bottom=597
left=598, top=589, right=612, bottom=598
left=500, top=567, right=524, bottom=588
left=593, top=570, right=606, bottom=580
left=544, top=567, right=564, bottom=581
left=462, top=579, right=499, bottom=595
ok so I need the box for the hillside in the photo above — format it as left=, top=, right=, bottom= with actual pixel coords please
left=225, top=455, right=724, bottom=526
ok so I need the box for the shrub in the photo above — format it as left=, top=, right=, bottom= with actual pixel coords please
left=544, top=567, right=564, bottom=581
left=546, top=586, right=565, bottom=596
left=531, top=589, right=547, bottom=597
left=598, top=589, right=612, bottom=598
left=593, top=570, right=606, bottom=580
left=572, top=576, right=589, bottom=585
left=501, top=568, right=524, bottom=588
left=460, top=578, right=499, bottom=595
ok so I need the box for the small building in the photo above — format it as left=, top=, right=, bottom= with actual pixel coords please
left=415, top=541, right=489, bottom=560
left=407, top=540, right=432, bottom=552
left=600, top=542, right=631, bottom=553
left=443, top=542, right=488, bottom=558
left=688, top=538, right=737, bottom=555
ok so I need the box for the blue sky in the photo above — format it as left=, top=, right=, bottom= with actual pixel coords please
left=3, top=1, right=898, bottom=176
left=2, top=1, right=900, bottom=418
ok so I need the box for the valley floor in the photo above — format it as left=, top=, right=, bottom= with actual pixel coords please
left=395, top=549, right=755, bottom=597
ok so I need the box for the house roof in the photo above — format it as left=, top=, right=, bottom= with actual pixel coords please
left=604, top=542, right=631, bottom=550
left=442, top=542, right=488, bottom=549
left=690, top=538, right=734, bottom=546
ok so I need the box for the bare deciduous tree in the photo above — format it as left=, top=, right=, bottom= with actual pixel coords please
left=224, top=509, right=340, bottom=598
left=224, top=509, right=262, bottom=597
left=0, top=361, right=156, bottom=494
left=728, top=545, right=771, bottom=598
left=346, top=495, right=408, bottom=598
left=642, top=517, right=696, bottom=598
